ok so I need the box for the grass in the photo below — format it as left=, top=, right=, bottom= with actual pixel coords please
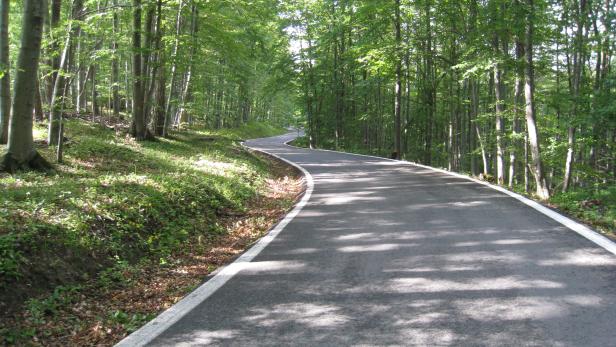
left=290, top=135, right=616, bottom=238
left=0, top=119, right=289, bottom=344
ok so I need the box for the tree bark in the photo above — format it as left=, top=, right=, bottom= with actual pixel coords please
left=509, top=39, right=524, bottom=188
left=0, top=0, right=10, bottom=144
left=524, top=0, right=550, bottom=199
left=131, top=0, right=146, bottom=140
left=47, top=0, right=83, bottom=145
left=393, top=0, right=402, bottom=159
left=111, top=0, right=120, bottom=117
left=164, top=0, right=185, bottom=137
left=494, top=38, right=505, bottom=185
left=1, top=0, right=51, bottom=172
left=563, top=0, right=587, bottom=192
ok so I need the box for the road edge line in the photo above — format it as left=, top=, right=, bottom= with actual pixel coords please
left=114, top=139, right=315, bottom=347
left=284, top=139, right=616, bottom=256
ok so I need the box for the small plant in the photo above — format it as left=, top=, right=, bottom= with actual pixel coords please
left=98, top=259, right=135, bottom=289
left=0, top=234, right=24, bottom=281
left=26, top=285, right=82, bottom=324
left=108, top=310, right=156, bottom=333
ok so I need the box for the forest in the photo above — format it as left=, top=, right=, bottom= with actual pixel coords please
left=0, top=0, right=615, bottom=345
left=291, top=0, right=615, bottom=202
left=0, top=0, right=295, bottom=170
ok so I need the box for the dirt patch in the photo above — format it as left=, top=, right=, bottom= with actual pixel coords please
left=0, top=154, right=305, bottom=346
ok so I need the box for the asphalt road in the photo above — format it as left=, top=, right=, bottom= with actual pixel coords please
left=148, top=132, right=616, bottom=346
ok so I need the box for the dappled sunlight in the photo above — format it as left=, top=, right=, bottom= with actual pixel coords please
left=316, top=194, right=385, bottom=205
left=388, top=276, right=564, bottom=293
left=335, top=232, right=376, bottom=240
left=285, top=247, right=321, bottom=255
left=172, top=329, right=239, bottom=346
left=338, top=243, right=410, bottom=253
left=538, top=249, right=616, bottom=267
left=192, top=157, right=248, bottom=177
left=445, top=251, right=527, bottom=264
left=240, top=260, right=309, bottom=275
left=457, top=297, right=567, bottom=321
left=382, top=265, right=484, bottom=273
left=241, top=303, right=351, bottom=328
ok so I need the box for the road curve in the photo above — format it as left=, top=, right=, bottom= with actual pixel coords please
left=147, top=132, right=616, bottom=346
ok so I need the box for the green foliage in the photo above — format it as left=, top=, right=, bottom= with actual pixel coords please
left=0, top=234, right=25, bottom=280
left=26, top=285, right=82, bottom=324
left=108, top=310, right=156, bottom=333
left=0, top=120, right=285, bottom=290
left=550, top=186, right=616, bottom=234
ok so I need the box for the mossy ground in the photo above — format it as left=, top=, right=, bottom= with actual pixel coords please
left=0, top=120, right=299, bottom=345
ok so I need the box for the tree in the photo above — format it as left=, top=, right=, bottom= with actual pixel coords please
left=48, top=0, right=83, bottom=147
left=1, top=0, right=51, bottom=172
left=393, top=0, right=402, bottom=160
left=131, top=0, right=146, bottom=140
left=523, top=0, right=550, bottom=199
left=0, top=0, right=9, bottom=144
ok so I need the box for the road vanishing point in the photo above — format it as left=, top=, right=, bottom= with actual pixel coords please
left=119, top=132, right=616, bottom=346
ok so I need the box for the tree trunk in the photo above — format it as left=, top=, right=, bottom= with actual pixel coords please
left=111, top=0, right=120, bottom=117
left=46, top=0, right=62, bottom=105
left=91, top=62, right=100, bottom=120
left=164, top=0, right=185, bottom=136
left=494, top=38, right=505, bottom=185
left=509, top=39, right=524, bottom=188
left=34, top=78, right=44, bottom=122
left=176, top=4, right=197, bottom=126
left=393, top=0, right=402, bottom=159
left=154, top=54, right=166, bottom=136
left=524, top=0, right=550, bottom=199
left=1, top=0, right=51, bottom=172
left=0, top=0, right=10, bottom=144
left=563, top=0, right=588, bottom=192
left=131, top=0, right=146, bottom=140
left=47, top=0, right=83, bottom=145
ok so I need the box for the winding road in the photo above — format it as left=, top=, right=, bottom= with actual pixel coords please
left=119, top=132, right=616, bottom=346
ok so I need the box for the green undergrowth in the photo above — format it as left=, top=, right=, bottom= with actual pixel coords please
left=290, top=135, right=616, bottom=237
left=549, top=186, right=616, bottom=237
left=0, top=120, right=285, bottom=312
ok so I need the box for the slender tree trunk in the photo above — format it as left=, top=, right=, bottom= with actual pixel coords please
left=143, top=1, right=163, bottom=131
left=48, top=0, right=83, bottom=145
left=154, top=55, right=166, bottom=136
left=131, top=0, right=146, bottom=140
left=111, top=0, right=120, bottom=117
left=76, top=30, right=86, bottom=113
left=46, top=0, right=62, bottom=105
left=34, top=79, right=44, bottom=122
left=563, top=0, right=588, bottom=192
left=524, top=125, right=529, bottom=193
left=494, top=38, right=505, bottom=185
left=1, top=0, right=51, bottom=172
left=509, top=39, right=524, bottom=188
left=164, top=0, right=185, bottom=136
left=176, top=4, right=197, bottom=126
left=393, top=0, right=402, bottom=159
left=0, top=0, right=10, bottom=144
left=91, top=62, right=100, bottom=120
left=524, top=0, right=550, bottom=199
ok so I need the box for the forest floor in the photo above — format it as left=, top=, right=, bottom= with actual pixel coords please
left=290, top=137, right=616, bottom=240
left=0, top=120, right=304, bottom=346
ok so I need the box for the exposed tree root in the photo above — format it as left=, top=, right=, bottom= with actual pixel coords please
left=0, top=151, right=53, bottom=173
